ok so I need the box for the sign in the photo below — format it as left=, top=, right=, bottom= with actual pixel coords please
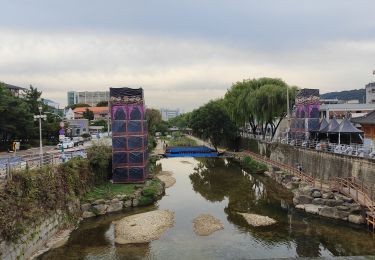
left=59, top=135, right=65, bottom=141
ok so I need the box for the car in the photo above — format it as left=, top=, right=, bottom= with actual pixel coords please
left=56, top=140, right=75, bottom=149
left=72, top=137, right=84, bottom=146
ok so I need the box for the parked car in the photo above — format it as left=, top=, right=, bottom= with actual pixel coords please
left=56, top=140, right=74, bottom=149
left=72, top=136, right=84, bottom=146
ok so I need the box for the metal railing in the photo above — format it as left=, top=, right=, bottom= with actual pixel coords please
left=0, top=149, right=87, bottom=182
left=240, top=132, right=375, bottom=160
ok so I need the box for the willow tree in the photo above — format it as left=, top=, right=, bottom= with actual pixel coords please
left=224, top=78, right=297, bottom=138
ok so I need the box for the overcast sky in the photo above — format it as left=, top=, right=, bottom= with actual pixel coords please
left=0, top=0, right=374, bottom=110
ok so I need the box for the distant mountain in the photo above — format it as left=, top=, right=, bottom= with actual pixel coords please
left=320, top=89, right=366, bottom=103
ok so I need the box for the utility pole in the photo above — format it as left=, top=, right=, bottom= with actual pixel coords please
left=34, top=106, right=47, bottom=166
left=286, top=86, right=290, bottom=141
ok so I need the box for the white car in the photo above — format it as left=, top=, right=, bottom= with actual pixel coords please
left=57, top=140, right=74, bottom=149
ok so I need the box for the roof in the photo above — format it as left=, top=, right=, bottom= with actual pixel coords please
left=319, top=118, right=329, bottom=131
left=320, top=117, right=339, bottom=133
left=331, top=117, right=363, bottom=133
left=74, top=107, right=108, bottom=113
left=320, top=103, right=375, bottom=111
left=4, top=83, right=27, bottom=91
left=351, top=109, right=375, bottom=125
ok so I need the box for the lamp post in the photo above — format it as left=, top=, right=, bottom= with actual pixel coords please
left=286, top=86, right=290, bottom=141
left=34, top=106, right=47, bottom=166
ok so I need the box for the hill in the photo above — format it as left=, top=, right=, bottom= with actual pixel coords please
left=320, top=89, right=366, bottom=103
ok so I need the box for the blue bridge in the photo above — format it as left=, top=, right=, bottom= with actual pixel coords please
left=164, top=146, right=220, bottom=158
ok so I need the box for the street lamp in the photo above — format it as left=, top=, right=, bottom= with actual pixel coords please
left=34, top=106, right=47, bottom=166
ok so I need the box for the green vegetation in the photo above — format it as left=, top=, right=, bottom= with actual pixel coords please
left=190, top=99, right=237, bottom=150
left=0, top=83, right=61, bottom=151
left=0, top=143, right=112, bottom=242
left=91, top=119, right=108, bottom=132
left=139, top=179, right=163, bottom=206
left=224, top=78, right=298, bottom=138
left=66, top=103, right=90, bottom=110
left=82, top=108, right=94, bottom=120
left=81, top=183, right=136, bottom=202
left=242, top=156, right=268, bottom=173
left=168, top=113, right=191, bottom=129
left=96, top=101, right=109, bottom=107
left=168, top=134, right=197, bottom=146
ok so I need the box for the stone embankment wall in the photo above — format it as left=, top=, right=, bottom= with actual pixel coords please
left=240, top=138, right=375, bottom=187
left=0, top=211, right=70, bottom=260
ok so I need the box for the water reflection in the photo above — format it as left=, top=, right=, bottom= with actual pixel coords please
left=41, top=158, right=375, bottom=259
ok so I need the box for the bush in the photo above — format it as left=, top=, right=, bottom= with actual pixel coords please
left=20, top=143, right=32, bottom=150
left=0, top=158, right=93, bottom=241
left=242, top=156, right=268, bottom=173
left=86, top=142, right=112, bottom=184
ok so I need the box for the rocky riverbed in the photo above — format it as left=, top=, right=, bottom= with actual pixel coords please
left=192, top=214, right=224, bottom=236
left=265, top=170, right=365, bottom=225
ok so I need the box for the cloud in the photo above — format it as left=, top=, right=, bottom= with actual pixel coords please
left=0, top=27, right=374, bottom=110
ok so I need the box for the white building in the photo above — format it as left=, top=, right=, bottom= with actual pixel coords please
left=160, top=108, right=180, bottom=121
left=67, top=91, right=109, bottom=107
left=366, top=82, right=375, bottom=104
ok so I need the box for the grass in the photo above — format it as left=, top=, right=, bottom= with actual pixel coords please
left=81, top=183, right=137, bottom=202
left=169, top=135, right=198, bottom=146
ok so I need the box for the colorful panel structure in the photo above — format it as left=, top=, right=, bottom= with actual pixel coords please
left=290, top=89, right=320, bottom=139
left=110, top=87, right=148, bottom=183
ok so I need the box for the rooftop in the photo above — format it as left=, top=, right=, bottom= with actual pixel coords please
left=351, top=110, right=375, bottom=125
left=320, top=103, right=375, bottom=110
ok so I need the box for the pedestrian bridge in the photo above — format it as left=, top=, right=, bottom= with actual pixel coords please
left=163, top=146, right=221, bottom=158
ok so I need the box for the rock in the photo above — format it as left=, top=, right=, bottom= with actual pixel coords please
left=295, top=204, right=305, bottom=210
left=132, top=198, right=139, bottom=207
left=312, top=198, right=324, bottom=205
left=116, top=194, right=126, bottom=200
left=124, top=200, right=132, bottom=208
left=334, top=210, right=349, bottom=220
left=93, top=204, right=108, bottom=215
left=292, top=177, right=301, bottom=182
left=319, top=207, right=336, bottom=219
left=237, top=213, right=276, bottom=227
left=46, top=229, right=72, bottom=249
left=157, top=174, right=176, bottom=188
left=335, top=194, right=353, bottom=203
left=192, top=214, right=224, bottom=236
left=299, top=186, right=313, bottom=196
left=337, top=205, right=350, bottom=211
left=82, top=211, right=95, bottom=218
left=335, top=199, right=345, bottom=206
left=81, top=203, right=91, bottom=212
left=304, top=204, right=322, bottom=215
left=322, top=192, right=334, bottom=199
left=93, top=199, right=106, bottom=205
left=311, top=191, right=322, bottom=198
left=348, top=214, right=365, bottom=224
left=349, top=204, right=362, bottom=214
left=114, top=210, right=174, bottom=244
left=324, top=199, right=337, bottom=207
left=111, top=198, right=119, bottom=203
left=296, top=195, right=313, bottom=204
left=107, top=201, right=123, bottom=213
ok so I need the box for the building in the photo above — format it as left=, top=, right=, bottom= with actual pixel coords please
left=73, top=107, right=109, bottom=120
left=66, top=119, right=89, bottom=137
left=64, top=108, right=75, bottom=120
left=351, top=109, right=375, bottom=140
left=320, top=103, right=375, bottom=119
left=366, top=82, right=375, bottom=104
left=67, top=91, right=110, bottom=107
left=3, top=83, right=27, bottom=97
left=160, top=108, right=180, bottom=121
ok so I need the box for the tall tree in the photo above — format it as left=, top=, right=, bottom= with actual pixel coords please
left=190, top=99, right=238, bottom=150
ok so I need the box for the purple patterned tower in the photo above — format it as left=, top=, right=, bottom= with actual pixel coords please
left=110, top=87, right=148, bottom=183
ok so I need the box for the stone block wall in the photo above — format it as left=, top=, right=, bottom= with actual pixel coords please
left=240, top=138, right=375, bottom=187
left=0, top=211, right=66, bottom=260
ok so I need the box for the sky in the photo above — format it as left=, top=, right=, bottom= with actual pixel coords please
left=0, top=0, right=374, bottom=111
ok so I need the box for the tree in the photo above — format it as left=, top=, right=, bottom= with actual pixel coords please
left=190, top=99, right=238, bottom=150
left=145, top=108, right=162, bottom=135
left=82, top=108, right=94, bottom=120
left=96, top=101, right=109, bottom=107
left=168, top=112, right=191, bottom=129
left=91, top=119, right=108, bottom=132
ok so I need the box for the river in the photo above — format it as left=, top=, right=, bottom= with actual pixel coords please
left=40, top=157, right=375, bottom=259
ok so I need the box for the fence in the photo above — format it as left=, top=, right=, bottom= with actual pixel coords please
left=0, top=149, right=87, bottom=183
left=240, top=132, right=375, bottom=160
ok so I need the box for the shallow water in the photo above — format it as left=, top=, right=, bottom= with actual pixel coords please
left=40, top=158, right=375, bottom=259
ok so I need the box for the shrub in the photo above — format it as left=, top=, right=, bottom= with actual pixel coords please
left=86, top=142, right=112, bottom=184
left=242, top=156, right=268, bottom=173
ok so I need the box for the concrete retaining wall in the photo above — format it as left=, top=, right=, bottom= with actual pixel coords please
left=240, top=138, right=375, bottom=187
